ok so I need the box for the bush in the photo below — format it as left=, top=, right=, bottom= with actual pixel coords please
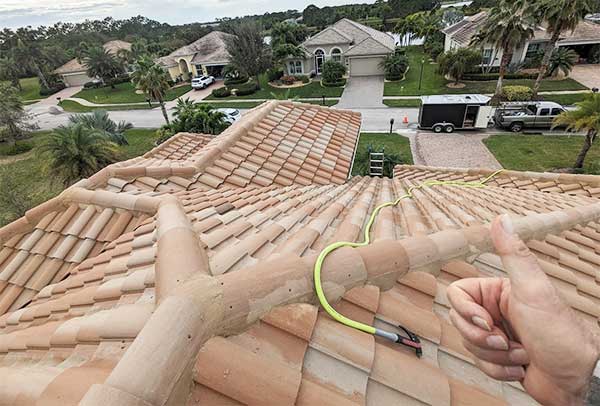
left=589, top=45, right=600, bottom=64
left=295, top=75, right=310, bottom=83
left=280, top=75, right=296, bottom=85
left=156, top=127, right=174, bottom=145
left=224, top=76, right=249, bottom=86
left=381, top=49, right=409, bottom=81
left=502, top=85, right=533, bottom=101
left=322, top=78, right=346, bottom=87
left=212, top=87, right=232, bottom=98
left=83, top=81, right=102, bottom=89
left=437, top=48, right=482, bottom=84
left=462, top=72, right=538, bottom=81
left=322, top=60, right=346, bottom=85
left=0, top=141, right=33, bottom=156
left=39, top=83, right=66, bottom=96
left=267, top=68, right=284, bottom=82
left=109, top=74, right=131, bottom=86
left=234, top=81, right=258, bottom=96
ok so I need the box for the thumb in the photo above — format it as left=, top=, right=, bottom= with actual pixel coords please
left=490, top=214, right=558, bottom=305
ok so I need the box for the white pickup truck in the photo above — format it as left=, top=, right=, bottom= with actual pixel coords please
left=191, top=75, right=215, bottom=90
left=493, top=101, right=568, bottom=132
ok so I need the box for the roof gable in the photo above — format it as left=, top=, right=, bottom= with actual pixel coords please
left=54, top=40, right=131, bottom=75
left=170, top=31, right=233, bottom=64
left=345, top=37, right=394, bottom=56
left=303, top=26, right=353, bottom=46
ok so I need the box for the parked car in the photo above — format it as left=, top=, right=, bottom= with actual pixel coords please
left=191, top=75, right=215, bottom=90
left=493, top=101, right=567, bottom=132
left=218, top=108, right=241, bottom=124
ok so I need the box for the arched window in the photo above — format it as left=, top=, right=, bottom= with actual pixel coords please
left=331, top=48, right=342, bottom=63
left=315, top=49, right=325, bottom=75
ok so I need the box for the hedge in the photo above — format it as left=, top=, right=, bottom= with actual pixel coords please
left=234, top=81, right=258, bottom=96
left=295, top=75, right=310, bottom=83
left=322, top=78, right=346, bottom=87
left=39, top=83, right=66, bottom=96
left=463, top=72, right=538, bottom=81
left=212, top=87, right=232, bottom=98
left=502, top=85, right=533, bottom=101
left=224, top=76, right=249, bottom=86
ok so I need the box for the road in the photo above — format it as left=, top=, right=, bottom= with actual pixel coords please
left=28, top=104, right=422, bottom=132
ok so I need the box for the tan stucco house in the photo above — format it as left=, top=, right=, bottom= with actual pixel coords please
left=284, top=19, right=396, bottom=77
left=443, top=11, right=600, bottom=67
left=156, top=31, right=233, bottom=81
left=54, top=40, right=132, bottom=87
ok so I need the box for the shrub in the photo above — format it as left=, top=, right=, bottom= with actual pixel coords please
left=381, top=49, right=409, bottom=81
left=39, top=83, right=66, bottom=96
left=212, top=87, right=232, bottom=98
left=589, top=45, right=600, bottom=64
left=1, top=141, right=33, bottom=156
left=295, top=75, right=310, bottom=83
left=234, top=81, right=258, bottom=96
left=437, top=48, right=482, bottom=84
left=83, top=81, right=102, bottom=89
left=280, top=75, right=296, bottom=85
left=322, top=60, right=346, bottom=85
left=109, top=74, right=131, bottom=86
left=267, top=68, right=284, bottom=82
left=224, top=76, right=249, bottom=86
left=502, top=85, right=533, bottom=101
left=156, top=127, right=174, bottom=145
left=462, top=72, right=537, bottom=81
left=322, top=78, right=346, bottom=87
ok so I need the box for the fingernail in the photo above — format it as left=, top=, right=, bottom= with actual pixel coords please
left=504, top=366, right=525, bottom=380
left=472, top=316, right=491, bottom=332
left=509, top=348, right=529, bottom=364
left=486, top=335, right=509, bottom=350
left=500, top=214, right=514, bottom=234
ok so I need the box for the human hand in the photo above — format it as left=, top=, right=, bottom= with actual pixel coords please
left=447, top=214, right=600, bottom=405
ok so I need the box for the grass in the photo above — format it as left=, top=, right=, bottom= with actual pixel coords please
left=205, top=75, right=344, bottom=100
left=383, top=99, right=422, bottom=108
left=74, top=82, right=192, bottom=104
left=540, top=92, right=593, bottom=106
left=1, top=77, right=43, bottom=101
left=0, top=128, right=159, bottom=226
left=59, top=100, right=155, bottom=112
left=200, top=99, right=339, bottom=109
left=352, top=132, right=413, bottom=177
left=384, top=47, right=588, bottom=96
left=483, top=134, right=600, bottom=174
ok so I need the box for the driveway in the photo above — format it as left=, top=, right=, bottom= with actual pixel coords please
left=570, top=65, right=600, bottom=90
left=166, top=80, right=225, bottom=107
left=336, top=76, right=385, bottom=109
left=414, top=132, right=501, bottom=169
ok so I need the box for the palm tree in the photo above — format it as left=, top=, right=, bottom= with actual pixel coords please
left=471, top=1, right=536, bottom=97
left=0, top=56, right=23, bottom=90
left=12, top=38, right=50, bottom=90
left=548, top=47, right=578, bottom=77
left=68, top=110, right=133, bottom=145
left=131, top=57, right=172, bottom=125
left=83, top=47, right=124, bottom=88
left=531, top=0, right=592, bottom=97
left=170, top=102, right=229, bottom=135
left=438, top=48, right=482, bottom=85
left=0, top=82, right=37, bottom=146
left=380, top=50, right=409, bottom=81
left=37, top=124, right=120, bottom=187
left=553, top=94, right=600, bottom=169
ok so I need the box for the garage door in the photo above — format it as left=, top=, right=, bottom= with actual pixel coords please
left=349, top=57, right=385, bottom=77
left=63, top=73, right=92, bottom=87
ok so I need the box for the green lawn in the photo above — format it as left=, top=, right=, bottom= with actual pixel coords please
left=540, top=92, right=593, bottom=106
left=0, top=129, right=159, bottom=226
left=384, top=47, right=588, bottom=96
left=200, top=99, right=339, bottom=109
left=352, top=132, right=413, bottom=177
left=59, top=100, right=155, bottom=112
left=483, top=134, right=600, bottom=174
left=383, top=99, right=422, bottom=108
left=1, top=77, right=42, bottom=101
left=74, top=82, right=192, bottom=104
left=206, top=75, right=344, bottom=100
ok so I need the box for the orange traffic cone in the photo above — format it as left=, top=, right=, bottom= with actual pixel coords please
left=403, top=116, right=408, bottom=124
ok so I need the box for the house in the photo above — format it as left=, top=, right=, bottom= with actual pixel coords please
left=285, top=18, right=396, bottom=77
left=54, top=40, right=132, bottom=87
left=443, top=11, right=600, bottom=66
left=156, top=31, right=233, bottom=82
left=2, top=101, right=600, bottom=405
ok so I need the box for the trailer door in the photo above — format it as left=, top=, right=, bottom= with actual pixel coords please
left=475, top=106, right=494, bottom=128
left=463, top=105, right=480, bottom=128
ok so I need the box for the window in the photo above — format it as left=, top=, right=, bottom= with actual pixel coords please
left=551, top=108, right=563, bottom=116
left=539, top=108, right=550, bottom=116
left=482, top=49, right=493, bottom=65
left=331, top=48, right=342, bottom=63
left=288, top=60, right=302, bottom=74
left=525, top=43, right=542, bottom=59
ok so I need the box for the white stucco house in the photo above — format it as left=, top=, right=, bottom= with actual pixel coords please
left=443, top=11, right=600, bottom=67
left=54, top=40, right=132, bottom=87
left=156, top=31, right=234, bottom=81
left=284, top=18, right=396, bottom=77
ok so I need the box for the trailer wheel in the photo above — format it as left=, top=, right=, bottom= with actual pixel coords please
left=433, top=124, right=443, bottom=133
left=444, top=124, right=455, bottom=133
left=510, top=122, right=524, bottom=132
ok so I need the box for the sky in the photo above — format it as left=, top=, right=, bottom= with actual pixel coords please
left=0, top=0, right=373, bottom=29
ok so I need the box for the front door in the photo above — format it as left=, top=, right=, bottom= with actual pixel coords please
left=315, top=55, right=324, bottom=74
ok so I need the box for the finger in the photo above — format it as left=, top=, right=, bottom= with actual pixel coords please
left=449, top=308, right=509, bottom=350
left=463, top=339, right=530, bottom=366
left=447, top=278, right=505, bottom=330
left=475, top=358, right=525, bottom=381
left=490, top=215, right=558, bottom=305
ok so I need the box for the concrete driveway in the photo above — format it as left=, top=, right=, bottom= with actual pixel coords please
left=167, top=80, right=224, bottom=107
left=570, top=65, right=600, bottom=90
left=336, top=76, right=385, bottom=109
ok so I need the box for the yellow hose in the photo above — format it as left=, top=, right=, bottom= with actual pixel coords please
left=313, top=169, right=504, bottom=336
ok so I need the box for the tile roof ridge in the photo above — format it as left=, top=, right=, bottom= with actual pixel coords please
left=395, top=164, right=600, bottom=186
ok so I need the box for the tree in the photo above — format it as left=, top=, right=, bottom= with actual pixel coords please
left=68, top=110, right=133, bottom=146
left=548, top=47, right=578, bottom=77
left=131, top=57, right=172, bottom=124
left=437, top=48, right=482, bottom=85
left=322, top=60, right=346, bottom=85
left=82, top=46, right=124, bottom=87
left=0, top=83, right=37, bottom=146
left=380, top=49, right=409, bottom=81
left=553, top=94, right=600, bottom=169
left=270, top=22, right=309, bottom=48
left=471, top=1, right=536, bottom=97
left=169, top=99, right=229, bottom=134
left=37, top=124, right=120, bottom=187
left=225, top=21, right=272, bottom=90
left=12, top=38, right=51, bottom=90
left=531, top=0, right=592, bottom=97
left=0, top=55, right=23, bottom=90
